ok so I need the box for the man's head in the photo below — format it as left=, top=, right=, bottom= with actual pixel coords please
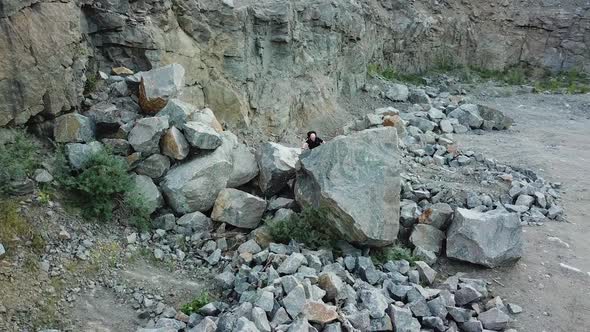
left=307, top=131, right=317, bottom=141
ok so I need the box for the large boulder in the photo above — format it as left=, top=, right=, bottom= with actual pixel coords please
left=295, top=128, right=401, bottom=247
left=128, top=174, right=164, bottom=214
left=448, top=104, right=483, bottom=129
left=446, top=208, right=523, bottom=268
left=65, top=141, right=103, bottom=170
left=136, top=154, right=170, bottom=179
left=227, top=143, right=258, bottom=188
left=211, top=188, right=267, bottom=229
left=182, top=121, right=222, bottom=150
left=54, top=113, right=95, bottom=143
left=160, top=143, right=232, bottom=213
left=138, top=64, right=185, bottom=114
left=160, top=126, right=189, bottom=160
left=385, top=84, right=409, bottom=102
left=189, top=108, right=224, bottom=133
left=410, top=224, right=445, bottom=254
left=128, top=117, right=169, bottom=154
left=478, top=105, right=513, bottom=130
left=157, top=99, right=195, bottom=126
left=256, top=143, right=301, bottom=197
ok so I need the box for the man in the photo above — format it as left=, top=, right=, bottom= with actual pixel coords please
left=302, top=131, right=324, bottom=150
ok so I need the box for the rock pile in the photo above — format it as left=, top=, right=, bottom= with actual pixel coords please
left=138, top=238, right=520, bottom=332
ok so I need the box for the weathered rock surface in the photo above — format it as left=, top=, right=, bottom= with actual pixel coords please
left=296, top=128, right=401, bottom=246
left=182, top=121, right=222, bottom=150
left=160, top=127, right=189, bottom=160
left=128, top=117, right=169, bottom=154
left=160, top=146, right=232, bottom=213
left=138, top=64, right=185, bottom=114
left=54, top=113, right=94, bottom=143
left=65, top=141, right=103, bottom=170
left=211, top=189, right=267, bottom=229
left=410, top=224, right=445, bottom=254
left=446, top=208, right=523, bottom=268
left=256, top=143, right=301, bottom=197
left=129, top=174, right=164, bottom=214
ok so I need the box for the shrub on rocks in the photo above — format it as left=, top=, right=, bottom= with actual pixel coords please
left=56, top=148, right=152, bottom=226
left=267, top=207, right=338, bottom=250
left=0, top=130, right=41, bottom=194
left=180, top=292, right=210, bottom=315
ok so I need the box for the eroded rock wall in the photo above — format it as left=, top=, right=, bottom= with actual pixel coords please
left=1, top=0, right=589, bottom=134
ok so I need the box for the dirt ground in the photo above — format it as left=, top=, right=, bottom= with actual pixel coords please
left=446, top=93, right=590, bottom=332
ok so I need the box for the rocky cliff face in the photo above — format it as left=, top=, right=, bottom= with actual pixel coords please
left=1, top=0, right=589, bottom=133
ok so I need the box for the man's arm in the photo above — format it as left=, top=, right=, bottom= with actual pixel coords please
left=302, top=142, right=309, bottom=150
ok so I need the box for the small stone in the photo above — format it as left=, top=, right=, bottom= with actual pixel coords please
left=455, top=285, right=482, bottom=306
left=277, top=253, right=306, bottom=275
left=359, top=289, right=389, bottom=318
left=422, top=316, right=445, bottom=332
left=283, top=285, right=307, bottom=318
left=507, top=303, right=523, bottom=314
left=0, top=243, right=5, bottom=257
left=207, top=249, right=222, bottom=265
left=447, top=306, right=474, bottom=323
left=58, top=230, right=71, bottom=240
left=127, top=233, right=137, bottom=244
left=154, top=248, right=164, bottom=260
left=33, top=169, right=53, bottom=183
left=193, top=316, right=217, bottom=332
left=251, top=307, right=271, bottom=332
left=387, top=304, right=421, bottom=332
left=479, top=308, right=511, bottom=330
left=238, top=239, right=262, bottom=254
left=255, top=291, right=274, bottom=313
left=318, top=272, right=344, bottom=301
left=415, top=261, right=437, bottom=285
left=515, top=194, right=534, bottom=208
left=460, top=319, right=483, bottom=332
left=302, top=300, right=339, bottom=324
left=215, top=271, right=235, bottom=289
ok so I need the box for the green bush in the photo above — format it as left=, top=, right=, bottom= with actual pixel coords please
left=0, top=129, right=40, bottom=193
left=268, top=207, right=339, bottom=250
left=180, top=292, right=210, bottom=315
left=371, top=246, right=417, bottom=266
left=83, top=72, right=99, bottom=95
left=56, top=147, right=153, bottom=227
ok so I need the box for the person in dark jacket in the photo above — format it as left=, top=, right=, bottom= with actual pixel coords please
left=302, top=131, right=324, bottom=150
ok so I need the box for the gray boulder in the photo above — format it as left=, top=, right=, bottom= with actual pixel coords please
left=428, top=203, right=454, bottom=230
left=176, top=211, right=211, bottom=233
left=128, top=174, right=163, bottom=214
left=188, top=108, right=223, bottom=133
left=256, top=142, right=301, bottom=197
left=446, top=208, right=523, bottom=268
left=448, top=104, right=483, bottom=129
left=156, top=98, right=195, bottom=126
left=101, top=138, right=131, bottom=155
left=138, top=64, right=185, bottom=114
left=182, top=121, right=222, bottom=150
left=385, top=84, right=409, bottom=102
left=387, top=305, right=420, bottom=332
left=410, top=224, right=445, bottom=254
left=295, top=128, right=401, bottom=247
left=128, top=117, right=169, bottom=154
left=136, top=154, right=170, bottom=179
left=160, top=126, right=189, bottom=160
left=65, top=141, right=103, bottom=170
left=54, top=113, right=95, bottom=143
left=160, top=145, right=232, bottom=213
left=479, top=308, right=511, bottom=331
left=408, top=88, right=431, bottom=104
left=478, top=105, right=513, bottom=130
left=211, top=189, right=267, bottom=229
left=225, top=135, right=258, bottom=188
